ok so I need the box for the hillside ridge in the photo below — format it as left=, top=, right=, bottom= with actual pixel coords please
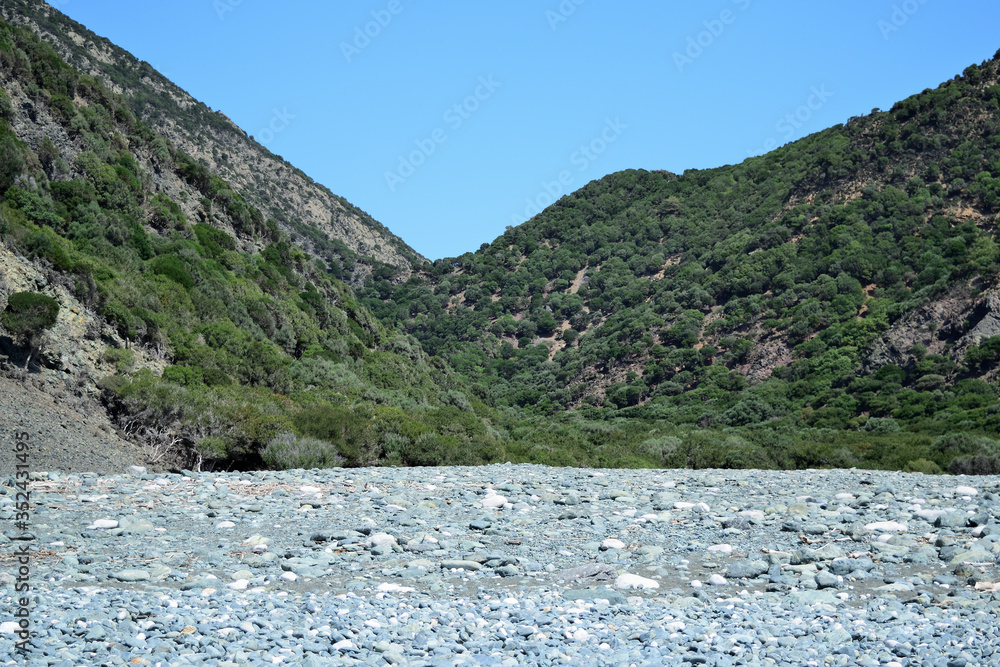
left=0, top=0, right=424, bottom=282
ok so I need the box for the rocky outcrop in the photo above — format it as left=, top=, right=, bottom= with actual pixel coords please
left=861, top=284, right=1000, bottom=374
left=0, top=244, right=166, bottom=389
left=962, top=289, right=1000, bottom=345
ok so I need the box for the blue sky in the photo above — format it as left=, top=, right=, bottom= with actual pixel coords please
left=56, top=1, right=1000, bottom=260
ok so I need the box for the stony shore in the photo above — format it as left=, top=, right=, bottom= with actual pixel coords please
left=1, top=464, right=999, bottom=666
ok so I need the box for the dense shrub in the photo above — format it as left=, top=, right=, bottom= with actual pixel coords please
left=862, top=417, right=902, bottom=434
left=262, top=433, right=344, bottom=470
left=1, top=291, right=60, bottom=368
left=948, top=455, right=1000, bottom=475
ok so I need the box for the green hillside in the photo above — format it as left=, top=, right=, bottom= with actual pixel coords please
left=0, top=18, right=507, bottom=471
left=361, top=50, right=1000, bottom=473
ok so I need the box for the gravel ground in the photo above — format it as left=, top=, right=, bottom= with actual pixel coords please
left=2, top=463, right=999, bottom=665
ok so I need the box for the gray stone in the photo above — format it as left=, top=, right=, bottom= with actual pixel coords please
left=815, top=571, right=840, bottom=589
left=562, top=587, right=627, bottom=605
left=726, top=559, right=768, bottom=579
left=936, top=512, right=969, bottom=528
left=555, top=563, right=618, bottom=583
left=440, top=560, right=482, bottom=571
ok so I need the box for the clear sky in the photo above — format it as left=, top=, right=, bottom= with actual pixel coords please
left=54, top=1, right=1000, bottom=260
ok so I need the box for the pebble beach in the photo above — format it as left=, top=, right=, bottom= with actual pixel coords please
left=2, top=464, right=1000, bottom=666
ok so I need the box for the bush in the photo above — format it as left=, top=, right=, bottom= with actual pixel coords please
left=862, top=417, right=901, bottom=433
left=150, top=255, right=194, bottom=289
left=948, top=455, right=1000, bottom=476
left=162, top=365, right=202, bottom=386
left=202, top=368, right=232, bottom=386
left=933, top=432, right=986, bottom=454
left=292, top=405, right=380, bottom=466
left=261, top=433, right=345, bottom=470
left=1, top=291, right=60, bottom=368
left=904, top=458, right=941, bottom=474
left=637, top=436, right=681, bottom=465
left=721, top=396, right=773, bottom=426
left=102, top=346, right=136, bottom=373
left=2, top=291, right=59, bottom=336
left=0, top=88, right=13, bottom=121
left=402, top=432, right=494, bottom=467
left=381, top=433, right=410, bottom=458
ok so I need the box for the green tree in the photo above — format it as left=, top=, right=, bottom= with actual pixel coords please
left=2, top=291, right=60, bottom=369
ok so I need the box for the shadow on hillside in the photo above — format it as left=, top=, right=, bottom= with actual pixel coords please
left=0, top=334, right=35, bottom=373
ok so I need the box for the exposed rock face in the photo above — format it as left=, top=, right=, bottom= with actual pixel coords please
left=740, top=335, right=794, bottom=383
left=0, top=0, right=423, bottom=276
left=862, top=284, right=1000, bottom=375
left=0, top=243, right=166, bottom=388
left=862, top=288, right=966, bottom=372
left=963, top=289, right=1000, bottom=344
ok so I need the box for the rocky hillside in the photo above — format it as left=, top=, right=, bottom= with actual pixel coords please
left=0, top=15, right=506, bottom=473
left=0, top=0, right=423, bottom=282
left=363, top=51, right=1000, bottom=438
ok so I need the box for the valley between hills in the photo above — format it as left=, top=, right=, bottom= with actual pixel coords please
left=1, top=1, right=1000, bottom=479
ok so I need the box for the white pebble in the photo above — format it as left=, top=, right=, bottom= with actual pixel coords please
left=570, top=629, right=590, bottom=642
left=615, top=573, right=659, bottom=590
left=333, top=639, right=354, bottom=651
left=708, top=574, right=728, bottom=586
left=481, top=495, right=508, bottom=509
left=0, top=621, right=21, bottom=634
left=955, top=485, right=978, bottom=496
left=377, top=582, right=415, bottom=593
left=226, top=579, right=249, bottom=590
left=865, top=521, right=907, bottom=532
left=216, top=521, right=236, bottom=529
left=708, top=544, right=733, bottom=554
left=89, top=519, right=118, bottom=529
left=368, top=533, right=397, bottom=548
left=280, top=572, right=298, bottom=581
left=601, top=538, right=626, bottom=550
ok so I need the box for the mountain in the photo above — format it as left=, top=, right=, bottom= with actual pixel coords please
left=3, top=1, right=1000, bottom=477
left=0, top=0, right=424, bottom=282
left=361, top=49, right=1000, bottom=467
left=0, top=11, right=506, bottom=472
